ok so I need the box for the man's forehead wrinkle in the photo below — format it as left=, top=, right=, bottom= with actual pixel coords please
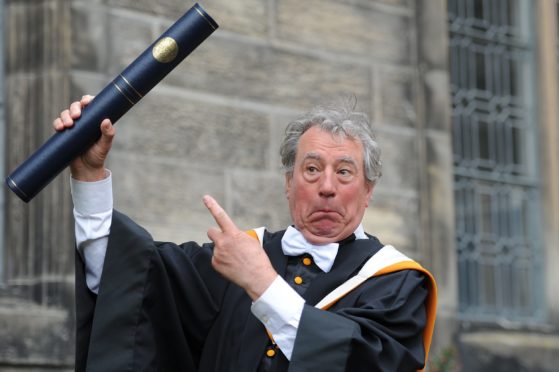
left=302, top=152, right=357, bottom=165
left=302, top=152, right=321, bottom=161
left=339, top=155, right=357, bottom=165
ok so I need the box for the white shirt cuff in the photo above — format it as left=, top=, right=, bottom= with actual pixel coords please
left=70, top=169, right=113, bottom=215
left=70, top=170, right=113, bottom=294
left=251, top=275, right=305, bottom=360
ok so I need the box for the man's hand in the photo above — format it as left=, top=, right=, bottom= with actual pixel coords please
left=204, top=195, right=278, bottom=300
left=52, top=95, right=115, bottom=181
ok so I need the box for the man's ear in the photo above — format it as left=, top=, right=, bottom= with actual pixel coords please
left=285, top=172, right=293, bottom=198
left=364, top=182, right=374, bottom=207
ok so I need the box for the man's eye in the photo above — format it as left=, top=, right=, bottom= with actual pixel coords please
left=307, top=166, right=318, bottom=173
left=338, top=169, right=351, bottom=176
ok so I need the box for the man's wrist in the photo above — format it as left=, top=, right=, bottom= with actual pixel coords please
left=71, top=168, right=108, bottom=182
left=245, top=270, right=278, bottom=301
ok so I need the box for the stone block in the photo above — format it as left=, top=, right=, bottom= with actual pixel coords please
left=106, top=11, right=156, bottom=74
left=229, top=170, right=292, bottom=232
left=376, top=66, right=417, bottom=128
left=70, top=3, right=109, bottom=71
left=339, top=0, right=412, bottom=9
left=276, top=0, right=412, bottom=64
left=0, top=299, right=73, bottom=367
left=417, top=0, right=449, bottom=70
left=4, top=75, right=32, bottom=166
left=425, top=132, right=456, bottom=292
left=373, top=128, right=419, bottom=194
left=4, top=3, right=29, bottom=73
left=424, top=70, right=451, bottom=132
left=4, top=71, right=75, bottom=277
left=195, top=0, right=268, bottom=37
left=106, top=0, right=183, bottom=15
left=70, top=71, right=109, bottom=99
left=363, top=192, right=420, bottom=256
left=110, top=151, right=226, bottom=244
left=106, top=0, right=267, bottom=37
left=5, top=1, right=67, bottom=73
left=269, top=113, right=294, bottom=170
left=113, top=91, right=271, bottom=170
left=374, top=0, right=411, bottom=6
left=162, top=37, right=372, bottom=110
left=0, top=367, right=72, bottom=372
left=459, top=332, right=559, bottom=372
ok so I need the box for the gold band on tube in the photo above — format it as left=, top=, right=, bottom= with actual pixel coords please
left=112, top=83, right=136, bottom=105
left=120, top=75, right=143, bottom=99
left=195, top=6, right=218, bottom=30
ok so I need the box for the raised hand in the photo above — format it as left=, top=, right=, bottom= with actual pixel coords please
left=203, top=195, right=278, bottom=300
left=52, top=95, right=115, bottom=181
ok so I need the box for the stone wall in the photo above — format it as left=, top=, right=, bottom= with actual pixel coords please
left=1, top=0, right=456, bottom=369
left=69, top=0, right=435, bottom=250
left=460, top=332, right=559, bottom=372
left=1, top=0, right=74, bottom=369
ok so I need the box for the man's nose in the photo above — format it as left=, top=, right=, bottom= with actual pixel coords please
left=318, top=171, right=336, bottom=198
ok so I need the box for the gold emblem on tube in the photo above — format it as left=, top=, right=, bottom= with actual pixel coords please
left=152, top=37, right=179, bottom=63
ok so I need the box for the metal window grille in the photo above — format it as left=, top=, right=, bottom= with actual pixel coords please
left=448, top=0, right=544, bottom=322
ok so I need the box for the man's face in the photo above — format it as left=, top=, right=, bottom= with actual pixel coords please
left=285, top=126, right=374, bottom=245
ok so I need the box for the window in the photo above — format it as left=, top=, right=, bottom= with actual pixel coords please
left=448, top=0, right=544, bottom=321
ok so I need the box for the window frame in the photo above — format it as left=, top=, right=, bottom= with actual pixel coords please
left=448, top=0, right=545, bottom=323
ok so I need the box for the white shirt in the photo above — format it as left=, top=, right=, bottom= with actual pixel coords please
left=70, top=171, right=367, bottom=360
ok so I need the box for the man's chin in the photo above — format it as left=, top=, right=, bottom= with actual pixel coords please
left=303, top=226, right=343, bottom=245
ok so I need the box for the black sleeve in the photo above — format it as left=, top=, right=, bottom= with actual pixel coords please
left=75, top=249, right=97, bottom=372
left=289, top=270, right=428, bottom=372
left=75, top=210, right=228, bottom=372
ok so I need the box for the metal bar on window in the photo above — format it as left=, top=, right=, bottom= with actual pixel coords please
left=449, top=0, right=544, bottom=322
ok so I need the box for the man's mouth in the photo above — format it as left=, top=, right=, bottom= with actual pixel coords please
left=310, top=209, right=340, bottom=219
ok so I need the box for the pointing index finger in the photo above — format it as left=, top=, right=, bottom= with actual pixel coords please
left=203, top=195, right=237, bottom=233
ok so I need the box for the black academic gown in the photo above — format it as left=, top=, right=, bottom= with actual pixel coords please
left=75, top=210, right=428, bottom=372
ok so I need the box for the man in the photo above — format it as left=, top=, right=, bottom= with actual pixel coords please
left=54, top=95, right=436, bottom=372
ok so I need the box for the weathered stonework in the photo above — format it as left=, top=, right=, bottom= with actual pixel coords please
left=70, top=2, right=109, bottom=71
left=229, top=169, right=292, bottom=232
left=108, top=0, right=269, bottom=38
left=151, top=37, right=373, bottom=111
left=363, top=192, right=420, bottom=256
left=459, top=332, right=559, bottom=372
left=0, top=298, right=73, bottom=366
left=105, top=11, right=158, bottom=73
left=415, top=0, right=458, bottom=356
left=110, top=151, right=227, bottom=244
left=376, top=65, right=417, bottom=128
left=277, top=0, right=413, bottom=63
left=113, top=91, right=271, bottom=167
left=373, top=128, right=420, bottom=195
left=3, top=0, right=558, bottom=371
left=1, top=0, right=75, bottom=369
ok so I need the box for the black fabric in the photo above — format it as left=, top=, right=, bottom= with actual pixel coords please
left=257, top=254, right=322, bottom=371
left=75, top=210, right=428, bottom=372
left=291, top=271, right=428, bottom=372
left=75, top=250, right=96, bottom=372
left=283, top=254, right=322, bottom=295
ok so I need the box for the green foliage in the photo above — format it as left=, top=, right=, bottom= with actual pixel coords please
left=428, top=347, right=460, bottom=372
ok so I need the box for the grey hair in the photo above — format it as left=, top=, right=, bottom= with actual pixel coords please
left=280, top=99, right=382, bottom=185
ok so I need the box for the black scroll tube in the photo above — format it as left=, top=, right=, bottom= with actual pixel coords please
left=5, top=3, right=218, bottom=202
